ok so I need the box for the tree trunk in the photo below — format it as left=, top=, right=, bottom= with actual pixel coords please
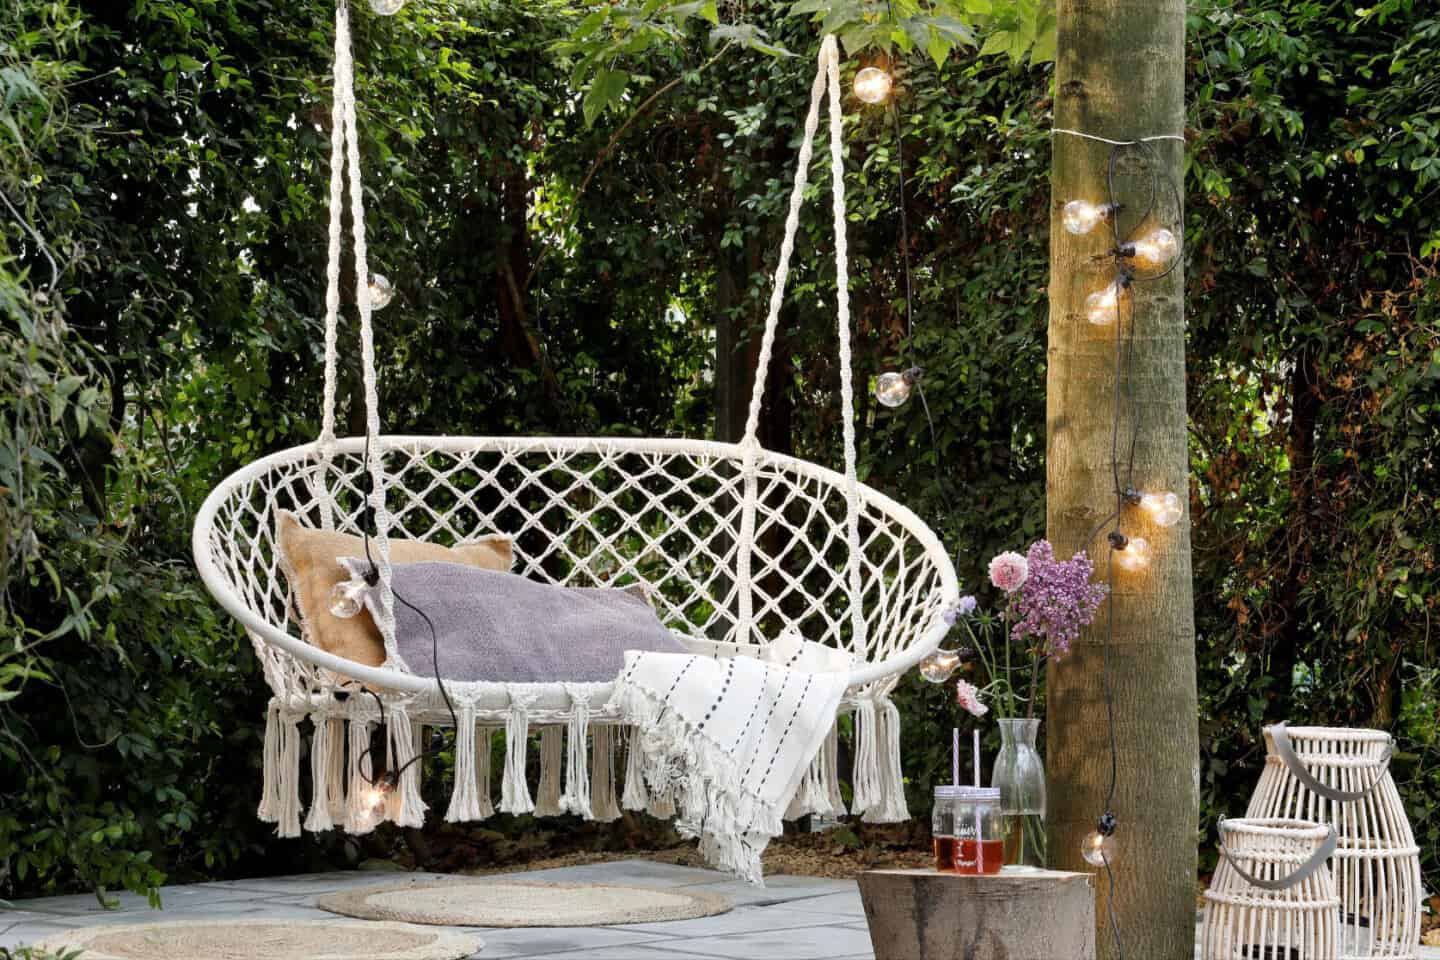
left=1045, top=2, right=1197, bottom=959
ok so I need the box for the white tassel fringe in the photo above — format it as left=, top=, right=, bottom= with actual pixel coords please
left=863, top=697, right=910, bottom=823
left=501, top=689, right=538, bottom=814
left=590, top=725, right=621, bottom=822
left=535, top=727, right=564, bottom=817
left=560, top=685, right=593, bottom=819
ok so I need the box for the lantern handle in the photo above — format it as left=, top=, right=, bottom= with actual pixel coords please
left=1270, top=722, right=1393, bottom=804
left=1216, top=819, right=1337, bottom=892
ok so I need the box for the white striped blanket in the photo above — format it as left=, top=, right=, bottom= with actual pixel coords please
left=609, top=649, right=850, bottom=884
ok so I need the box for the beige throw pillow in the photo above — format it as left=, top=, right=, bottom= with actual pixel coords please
left=275, top=510, right=513, bottom=667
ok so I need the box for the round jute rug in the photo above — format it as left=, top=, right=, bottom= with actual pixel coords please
left=34, top=918, right=481, bottom=960
left=317, top=878, right=733, bottom=928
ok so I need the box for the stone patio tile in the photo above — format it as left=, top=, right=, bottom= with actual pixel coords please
left=678, top=876, right=856, bottom=908
left=444, top=924, right=677, bottom=959
left=516, top=946, right=717, bottom=959
left=781, top=890, right=865, bottom=917
left=622, top=903, right=846, bottom=937
left=646, top=922, right=876, bottom=959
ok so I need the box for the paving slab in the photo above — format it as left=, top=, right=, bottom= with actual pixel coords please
left=446, top=923, right=677, bottom=959
left=650, top=921, right=876, bottom=959
left=623, top=904, right=847, bottom=937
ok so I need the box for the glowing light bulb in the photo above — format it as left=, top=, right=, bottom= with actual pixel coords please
left=919, top=649, right=962, bottom=684
left=1129, top=228, right=1179, bottom=268
left=1140, top=491, right=1184, bottom=527
left=875, top=367, right=921, bottom=408
left=1084, top=278, right=1126, bottom=325
left=1081, top=830, right=1117, bottom=866
left=1114, top=536, right=1151, bottom=573
left=328, top=578, right=369, bottom=619
left=369, top=0, right=406, bottom=14
left=1062, top=200, right=1112, bottom=236
left=853, top=67, right=893, bottom=105
left=368, top=273, right=395, bottom=311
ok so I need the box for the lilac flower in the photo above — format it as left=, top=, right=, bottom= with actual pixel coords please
left=955, top=678, right=989, bottom=718
left=988, top=551, right=1029, bottom=593
left=942, top=595, right=980, bottom=628
left=1010, top=540, right=1108, bottom=660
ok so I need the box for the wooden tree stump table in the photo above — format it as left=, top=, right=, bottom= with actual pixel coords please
left=858, top=868, right=1096, bottom=960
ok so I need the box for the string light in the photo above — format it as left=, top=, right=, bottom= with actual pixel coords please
left=1139, top=491, right=1184, bottom=527
left=1126, top=228, right=1179, bottom=269
left=1085, top=277, right=1128, bottom=325
left=369, top=0, right=406, bottom=14
left=875, top=366, right=922, bottom=408
left=1081, top=831, right=1116, bottom=865
left=919, top=648, right=962, bottom=684
left=853, top=66, right=893, bottom=105
left=1062, top=200, right=1115, bottom=236
left=328, top=577, right=369, bottom=619
left=1110, top=532, right=1151, bottom=573
left=1062, top=131, right=1184, bottom=960
left=368, top=273, right=395, bottom=311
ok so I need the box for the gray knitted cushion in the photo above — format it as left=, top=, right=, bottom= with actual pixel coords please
left=352, top=561, right=688, bottom=683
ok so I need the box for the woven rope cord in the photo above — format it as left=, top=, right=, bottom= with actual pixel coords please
left=737, top=36, right=864, bottom=648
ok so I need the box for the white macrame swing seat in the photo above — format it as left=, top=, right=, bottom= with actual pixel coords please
left=192, top=7, right=957, bottom=840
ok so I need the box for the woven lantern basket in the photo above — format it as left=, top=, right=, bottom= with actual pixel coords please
left=1200, top=818, right=1340, bottom=960
left=1245, top=724, right=1423, bottom=959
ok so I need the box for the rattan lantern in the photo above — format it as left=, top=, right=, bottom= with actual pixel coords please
left=1245, top=724, right=1423, bottom=959
left=1200, top=818, right=1340, bottom=960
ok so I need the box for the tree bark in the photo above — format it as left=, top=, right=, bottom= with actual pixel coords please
left=1045, top=2, right=1197, bottom=959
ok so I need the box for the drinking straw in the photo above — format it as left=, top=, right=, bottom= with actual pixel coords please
left=973, top=729, right=981, bottom=788
left=952, top=728, right=959, bottom=786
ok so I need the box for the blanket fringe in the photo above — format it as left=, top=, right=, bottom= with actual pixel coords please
left=863, top=696, right=910, bottom=823
left=560, top=685, right=593, bottom=818
left=610, top=684, right=785, bottom=884
left=500, top=689, right=538, bottom=814
left=590, top=725, right=621, bottom=822
left=535, top=727, right=563, bottom=816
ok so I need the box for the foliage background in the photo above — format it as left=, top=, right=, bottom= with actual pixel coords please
left=1, top=0, right=1437, bottom=901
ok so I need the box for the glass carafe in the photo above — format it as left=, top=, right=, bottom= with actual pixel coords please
left=991, top=717, right=1047, bottom=869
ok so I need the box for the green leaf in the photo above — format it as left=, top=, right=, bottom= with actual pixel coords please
left=582, top=68, right=629, bottom=127
left=978, top=30, right=1011, bottom=57
left=927, top=29, right=950, bottom=69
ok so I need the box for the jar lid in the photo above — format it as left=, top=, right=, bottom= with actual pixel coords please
left=934, top=785, right=1000, bottom=801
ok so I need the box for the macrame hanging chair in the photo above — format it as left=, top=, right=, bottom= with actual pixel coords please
left=192, top=4, right=958, bottom=838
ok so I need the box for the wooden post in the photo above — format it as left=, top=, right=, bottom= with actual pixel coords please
left=858, top=869, right=1096, bottom=960
left=1045, top=0, right=1197, bottom=957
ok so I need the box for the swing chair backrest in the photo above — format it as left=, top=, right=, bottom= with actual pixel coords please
left=196, top=433, right=955, bottom=700
left=194, top=33, right=958, bottom=705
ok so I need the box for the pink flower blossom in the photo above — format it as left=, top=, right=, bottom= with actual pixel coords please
left=988, top=551, right=1029, bottom=593
left=955, top=678, right=989, bottom=718
left=1010, top=540, right=1108, bottom=659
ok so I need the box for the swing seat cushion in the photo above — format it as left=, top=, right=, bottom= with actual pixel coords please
left=276, top=511, right=514, bottom=667
left=359, top=561, right=689, bottom=683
